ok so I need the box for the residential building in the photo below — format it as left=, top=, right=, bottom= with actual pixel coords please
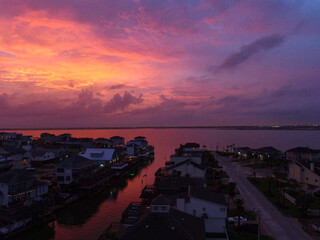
left=110, top=136, right=125, bottom=146
left=176, top=187, right=227, bottom=233
left=288, top=160, right=320, bottom=190
left=30, top=149, right=55, bottom=164
left=286, top=147, right=320, bottom=162
left=120, top=195, right=206, bottom=240
left=0, top=169, right=48, bottom=206
left=0, top=153, right=13, bottom=171
left=79, top=148, right=118, bottom=166
left=168, top=159, right=205, bottom=178
left=253, top=146, right=282, bottom=159
left=56, top=155, right=98, bottom=192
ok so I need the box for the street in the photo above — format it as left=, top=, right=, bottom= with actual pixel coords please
left=214, top=153, right=313, bottom=240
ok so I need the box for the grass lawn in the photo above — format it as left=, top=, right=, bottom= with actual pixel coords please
left=248, top=177, right=303, bottom=218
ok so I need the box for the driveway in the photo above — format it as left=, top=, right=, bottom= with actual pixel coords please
left=214, top=153, right=313, bottom=240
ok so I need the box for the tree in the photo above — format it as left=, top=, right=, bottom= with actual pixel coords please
left=235, top=198, right=244, bottom=212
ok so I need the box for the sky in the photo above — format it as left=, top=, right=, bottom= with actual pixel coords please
left=0, top=0, right=320, bottom=128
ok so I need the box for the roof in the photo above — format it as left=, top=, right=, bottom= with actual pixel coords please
left=79, top=148, right=116, bottom=161
left=57, top=155, right=95, bottom=169
left=0, top=169, right=35, bottom=185
left=236, top=147, right=252, bottom=151
left=170, top=159, right=191, bottom=169
left=286, top=147, right=320, bottom=154
left=183, top=148, right=206, bottom=152
left=188, top=161, right=205, bottom=170
left=190, top=187, right=227, bottom=206
left=156, top=177, right=204, bottom=190
left=151, top=195, right=171, bottom=206
left=110, top=136, right=124, bottom=139
left=120, top=208, right=205, bottom=240
left=255, top=146, right=281, bottom=153
left=296, top=160, right=320, bottom=177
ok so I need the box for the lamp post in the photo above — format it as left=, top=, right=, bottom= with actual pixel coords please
left=253, top=208, right=261, bottom=240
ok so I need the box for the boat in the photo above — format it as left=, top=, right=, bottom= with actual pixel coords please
left=0, top=218, right=32, bottom=235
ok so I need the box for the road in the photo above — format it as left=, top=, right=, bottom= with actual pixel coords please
left=214, top=153, right=313, bottom=240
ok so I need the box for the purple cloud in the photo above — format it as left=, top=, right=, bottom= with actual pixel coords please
left=104, top=91, right=143, bottom=113
left=216, top=34, right=285, bottom=71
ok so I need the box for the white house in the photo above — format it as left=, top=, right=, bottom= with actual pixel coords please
left=0, top=169, right=48, bottom=206
left=168, top=159, right=205, bottom=178
left=79, top=148, right=118, bottom=166
left=30, top=149, right=55, bottom=164
left=176, top=187, right=227, bottom=233
left=56, top=155, right=98, bottom=192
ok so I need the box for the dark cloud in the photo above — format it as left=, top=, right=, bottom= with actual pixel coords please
left=104, top=91, right=143, bottom=113
left=215, top=34, right=285, bottom=71
left=108, top=84, right=127, bottom=90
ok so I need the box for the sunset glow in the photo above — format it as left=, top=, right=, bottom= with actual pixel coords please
left=1, top=0, right=320, bottom=128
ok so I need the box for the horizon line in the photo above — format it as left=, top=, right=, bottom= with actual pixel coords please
left=0, top=125, right=320, bottom=131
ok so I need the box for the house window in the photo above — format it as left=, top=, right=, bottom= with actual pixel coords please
left=161, top=207, right=167, bottom=211
left=306, top=177, right=309, bottom=180
left=57, top=176, right=64, bottom=181
left=66, top=176, right=71, bottom=181
left=57, top=168, right=64, bottom=173
left=202, top=207, right=206, bottom=211
left=220, top=208, right=226, bottom=212
left=193, top=209, right=196, bottom=216
left=316, top=179, right=318, bottom=182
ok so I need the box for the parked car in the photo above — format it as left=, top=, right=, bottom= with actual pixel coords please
left=312, top=224, right=320, bottom=232
left=228, top=216, right=247, bottom=224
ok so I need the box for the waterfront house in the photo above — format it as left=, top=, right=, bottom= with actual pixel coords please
left=253, top=146, right=282, bottom=160
left=119, top=195, right=206, bottom=240
left=155, top=177, right=205, bottom=195
left=125, top=137, right=149, bottom=156
left=126, top=136, right=148, bottom=148
left=79, top=148, right=118, bottom=166
left=167, top=159, right=205, bottom=178
left=176, top=186, right=227, bottom=233
left=30, top=149, right=55, bottom=164
left=0, top=153, right=13, bottom=171
left=110, top=136, right=125, bottom=146
left=234, top=147, right=253, bottom=159
left=0, top=169, right=48, bottom=206
left=288, top=160, right=320, bottom=191
left=94, top=138, right=112, bottom=148
left=286, top=147, right=320, bottom=162
left=56, top=155, right=98, bottom=193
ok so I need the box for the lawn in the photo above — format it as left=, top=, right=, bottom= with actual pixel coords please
left=248, top=177, right=303, bottom=218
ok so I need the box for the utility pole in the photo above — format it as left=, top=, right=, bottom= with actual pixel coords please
left=257, top=208, right=261, bottom=240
